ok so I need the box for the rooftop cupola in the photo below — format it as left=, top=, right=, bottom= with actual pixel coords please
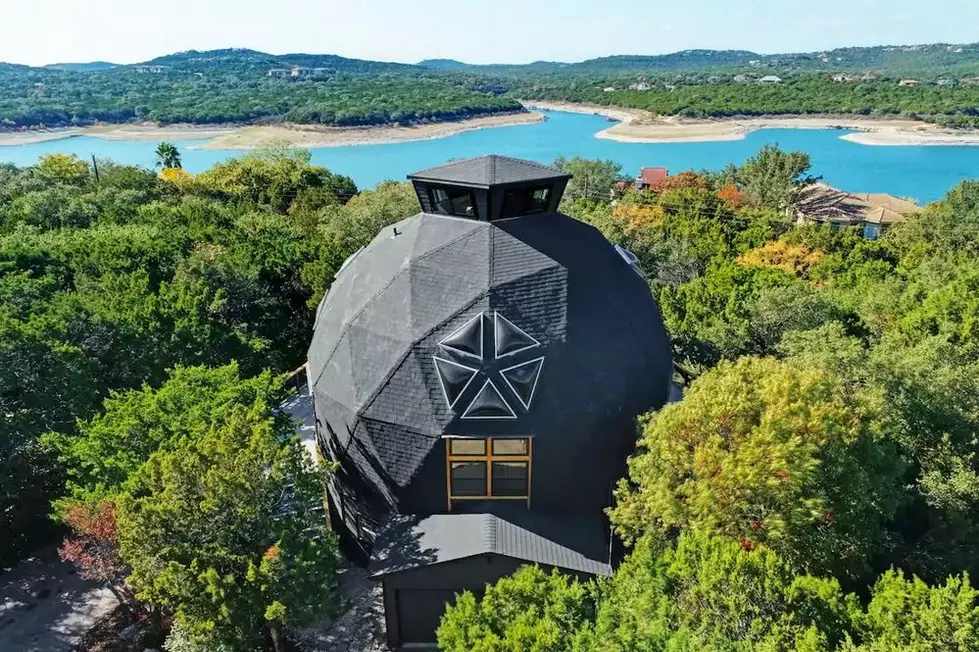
left=408, top=155, right=571, bottom=222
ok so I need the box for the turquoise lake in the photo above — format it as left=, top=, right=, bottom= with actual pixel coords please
left=2, top=110, right=979, bottom=203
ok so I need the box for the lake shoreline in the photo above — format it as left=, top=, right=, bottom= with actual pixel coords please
left=0, top=111, right=545, bottom=149
left=520, top=100, right=979, bottom=146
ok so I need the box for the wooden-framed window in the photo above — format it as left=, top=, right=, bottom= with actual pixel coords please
left=445, top=437, right=532, bottom=509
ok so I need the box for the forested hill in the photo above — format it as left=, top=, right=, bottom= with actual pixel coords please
left=137, top=48, right=417, bottom=74
left=0, top=48, right=522, bottom=129
left=420, top=42, right=979, bottom=75
left=43, top=61, right=118, bottom=72
left=4, top=43, right=979, bottom=130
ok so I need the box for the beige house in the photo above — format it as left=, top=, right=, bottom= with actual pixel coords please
left=795, top=183, right=923, bottom=239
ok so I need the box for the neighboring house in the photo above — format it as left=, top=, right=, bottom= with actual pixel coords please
left=832, top=74, right=855, bottom=83
left=899, top=79, right=920, bottom=87
left=937, top=78, right=956, bottom=87
left=758, top=75, right=782, bottom=84
left=795, top=183, right=923, bottom=239
left=268, top=68, right=290, bottom=77
left=628, top=81, right=652, bottom=91
left=308, top=155, right=673, bottom=648
left=289, top=66, right=330, bottom=78
left=636, top=166, right=669, bottom=191
left=610, top=179, right=632, bottom=200
left=733, top=74, right=750, bottom=83
left=602, top=86, right=616, bottom=92
left=134, top=65, right=165, bottom=74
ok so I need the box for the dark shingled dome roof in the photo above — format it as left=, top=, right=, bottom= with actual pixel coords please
left=309, top=216, right=672, bottom=515
left=407, top=155, right=571, bottom=187
left=308, top=156, right=672, bottom=547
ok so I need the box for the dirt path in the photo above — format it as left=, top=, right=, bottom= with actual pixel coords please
left=0, top=550, right=117, bottom=652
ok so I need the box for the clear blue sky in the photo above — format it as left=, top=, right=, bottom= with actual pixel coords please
left=2, top=0, right=978, bottom=66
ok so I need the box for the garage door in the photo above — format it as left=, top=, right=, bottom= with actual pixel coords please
left=396, top=589, right=459, bottom=643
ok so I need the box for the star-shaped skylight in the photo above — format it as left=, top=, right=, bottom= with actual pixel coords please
left=433, top=312, right=545, bottom=419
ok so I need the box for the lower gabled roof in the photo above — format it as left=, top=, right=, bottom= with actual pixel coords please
left=369, top=510, right=612, bottom=578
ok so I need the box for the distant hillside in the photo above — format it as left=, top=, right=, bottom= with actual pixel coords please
left=421, top=44, right=979, bottom=76
left=137, top=48, right=416, bottom=74
left=44, top=61, right=117, bottom=72
left=0, top=48, right=521, bottom=130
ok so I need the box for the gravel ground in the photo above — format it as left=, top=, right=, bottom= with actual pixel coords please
left=0, top=549, right=118, bottom=652
left=292, top=563, right=392, bottom=652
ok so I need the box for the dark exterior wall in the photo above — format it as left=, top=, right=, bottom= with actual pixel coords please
left=380, top=555, right=596, bottom=646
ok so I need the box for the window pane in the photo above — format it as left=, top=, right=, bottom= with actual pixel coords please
left=449, top=438, right=486, bottom=456
left=451, top=462, right=486, bottom=497
left=500, top=186, right=551, bottom=219
left=491, top=438, right=528, bottom=456
left=492, top=462, right=528, bottom=497
left=430, top=187, right=477, bottom=218
left=450, top=192, right=476, bottom=217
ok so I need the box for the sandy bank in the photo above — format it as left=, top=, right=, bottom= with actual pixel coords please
left=193, top=111, right=544, bottom=150
left=0, top=112, right=544, bottom=150
left=0, top=129, right=84, bottom=146
left=0, top=124, right=236, bottom=147
left=521, top=100, right=979, bottom=147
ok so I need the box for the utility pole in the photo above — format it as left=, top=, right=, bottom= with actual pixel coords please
left=91, top=155, right=100, bottom=183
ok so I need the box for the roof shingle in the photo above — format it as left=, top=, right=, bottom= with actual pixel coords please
left=408, top=155, right=570, bottom=187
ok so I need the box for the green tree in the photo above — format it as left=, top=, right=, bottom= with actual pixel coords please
left=736, top=145, right=818, bottom=212
left=301, top=180, right=418, bottom=306
left=844, top=570, right=979, bottom=651
left=116, top=407, right=337, bottom=652
left=590, top=533, right=851, bottom=652
left=194, top=148, right=356, bottom=214
left=155, top=142, right=183, bottom=170
left=611, top=356, right=906, bottom=578
left=437, top=565, right=598, bottom=652
left=43, top=363, right=289, bottom=507
left=553, top=156, right=624, bottom=203
left=34, top=153, right=91, bottom=186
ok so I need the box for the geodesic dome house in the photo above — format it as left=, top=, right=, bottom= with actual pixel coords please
left=307, top=155, right=672, bottom=645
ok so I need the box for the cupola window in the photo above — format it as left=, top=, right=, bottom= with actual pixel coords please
left=429, top=186, right=478, bottom=218
left=499, top=186, right=552, bottom=219
left=445, top=436, right=532, bottom=508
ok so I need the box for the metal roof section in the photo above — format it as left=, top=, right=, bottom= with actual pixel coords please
left=370, top=511, right=612, bottom=577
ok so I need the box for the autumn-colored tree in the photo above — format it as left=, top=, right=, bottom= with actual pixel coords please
left=58, top=500, right=138, bottom=610
left=610, top=201, right=666, bottom=232
left=159, top=166, right=195, bottom=187
left=717, top=182, right=746, bottom=211
left=611, top=356, right=906, bottom=578
left=651, top=170, right=710, bottom=193
left=737, top=240, right=826, bottom=277
left=34, top=153, right=91, bottom=186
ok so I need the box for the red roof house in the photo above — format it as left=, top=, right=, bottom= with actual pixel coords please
left=636, top=167, right=669, bottom=190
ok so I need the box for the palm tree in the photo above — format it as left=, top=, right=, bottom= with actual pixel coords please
left=154, top=142, right=182, bottom=169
